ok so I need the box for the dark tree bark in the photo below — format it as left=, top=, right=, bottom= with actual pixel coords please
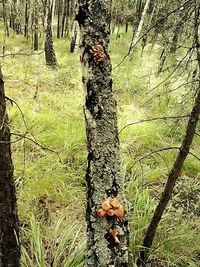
left=24, top=0, right=29, bottom=38
left=9, top=0, right=22, bottom=34
left=0, top=68, right=20, bottom=266
left=61, top=0, right=67, bottom=38
left=9, top=0, right=17, bottom=30
left=57, top=0, right=62, bottom=38
left=65, top=0, right=71, bottom=37
left=32, top=0, right=39, bottom=50
left=137, top=5, right=200, bottom=266
left=70, top=20, right=79, bottom=53
left=2, top=0, right=9, bottom=37
left=76, top=1, right=129, bottom=266
left=44, top=0, right=57, bottom=67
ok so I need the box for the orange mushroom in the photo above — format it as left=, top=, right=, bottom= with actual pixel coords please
left=109, top=228, right=120, bottom=245
left=97, top=208, right=106, bottom=218
left=102, top=199, right=111, bottom=211
left=114, top=205, right=124, bottom=219
left=107, top=209, right=115, bottom=216
left=110, top=198, right=121, bottom=209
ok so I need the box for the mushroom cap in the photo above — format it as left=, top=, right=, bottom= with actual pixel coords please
left=102, top=199, right=111, bottom=211
left=97, top=208, right=106, bottom=218
left=114, top=205, right=124, bottom=219
left=110, top=198, right=121, bottom=209
left=109, top=228, right=118, bottom=236
left=107, top=208, right=115, bottom=216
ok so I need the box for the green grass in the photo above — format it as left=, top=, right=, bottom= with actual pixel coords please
left=0, top=26, right=200, bottom=266
left=21, top=214, right=85, bottom=267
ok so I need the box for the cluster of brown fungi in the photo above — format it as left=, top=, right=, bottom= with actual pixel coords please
left=97, top=198, right=125, bottom=245
left=90, top=44, right=107, bottom=64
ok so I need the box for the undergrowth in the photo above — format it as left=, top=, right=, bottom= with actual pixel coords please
left=0, top=27, right=200, bottom=266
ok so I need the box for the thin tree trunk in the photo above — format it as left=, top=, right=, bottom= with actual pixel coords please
left=70, top=20, right=79, bottom=53
left=0, top=68, right=20, bottom=267
left=65, top=0, right=70, bottom=37
left=57, top=0, right=62, bottom=38
left=137, top=5, right=200, bottom=266
left=76, top=1, right=129, bottom=266
left=61, top=0, right=67, bottom=38
left=33, top=0, right=39, bottom=50
left=44, top=0, right=57, bottom=67
left=2, top=0, right=9, bottom=37
left=24, top=0, right=29, bottom=38
left=130, top=0, right=151, bottom=57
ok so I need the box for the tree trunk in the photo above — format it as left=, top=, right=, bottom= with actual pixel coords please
left=130, top=0, right=151, bottom=58
left=33, top=0, right=39, bottom=50
left=76, top=1, right=129, bottom=266
left=70, top=20, right=79, bottom=53
left=137, top=5, right=200, bottom=266
left=57, top=0, right=62, bottom=38
left=61, top=0, right=67, bottom=38
left=2, top=0, right=9, bottom=37
left=0, top=68, right=20, bottom=266
left=44, top=0, right=57, bottom=67
left=24, top=0, right=29, bottom=38
left=65, top=0, right=70, bottom=37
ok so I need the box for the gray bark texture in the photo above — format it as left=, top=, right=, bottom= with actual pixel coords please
left=0, top=69, right=20, bottom=266
left=76, top=1, right=129, bottom=266
left=44, top=0, right=57, bottom=67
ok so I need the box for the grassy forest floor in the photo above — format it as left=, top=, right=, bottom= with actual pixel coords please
left=1, top=28, right=200, bottom=266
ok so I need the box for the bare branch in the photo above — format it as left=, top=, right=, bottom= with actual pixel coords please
left=0, top=50, right=44, bottom=58
left=119, top=115, right=189, bottom=134
left=113, top=0, right=193, bottom=70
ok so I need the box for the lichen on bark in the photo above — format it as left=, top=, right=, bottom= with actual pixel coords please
left=76, top=1, right=129, bottom=266
left=0, top=69, right=20, bottom=266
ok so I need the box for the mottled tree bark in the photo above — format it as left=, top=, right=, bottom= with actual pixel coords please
left=130, top=0, right=151, bottom=58
left=33, top=0, right=39, bottom=50
left=61, top=0, right=67, bottom=38
left=24, top=0, right=29, bottom=38
left=76, top=1, right=129, bottom=266
left=137, top=5, right=200, bottom=266
left=57, top=0, right=62, bottom=38
left=2, top=0, right=9, bottom=37
left=44, top=0, right=57, bottom=67
left=70, top=20, right=79, bottom=53
left=0, top=68, right=20, bottom=266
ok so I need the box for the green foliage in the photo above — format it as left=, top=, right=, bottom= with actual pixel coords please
left=1, top=24, right=199, bottom=267
left=21, top=214, right=85, bottom=267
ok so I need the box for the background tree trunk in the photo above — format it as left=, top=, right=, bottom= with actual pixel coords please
left=137, top=5, right=200, bottom=265
left=130, top=0, right=151, bottom=58
left=33, top=0, right=39, bottom=50
left=77, top=1, right=129, bottom=266
left=57, top=0, right=62, bottom=38
left=2, top=0, right=9, bottom=37
left=0, top=68, right=20, bottom=267
left=24, top=0, right=29, bottom=38
left=44, top=0, right=57, bottom=67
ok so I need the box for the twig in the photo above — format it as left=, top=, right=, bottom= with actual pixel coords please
left=134, top=147, right=180, bottom=166
left=11, top=133, right=62, bottom=163
left=119, top=115, right=189, bottom=134
left=0, top=50, right=44, bottom=58
left=113, top=0, right=192, bottom=70
left=147, top=48, right=193, bottom=94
